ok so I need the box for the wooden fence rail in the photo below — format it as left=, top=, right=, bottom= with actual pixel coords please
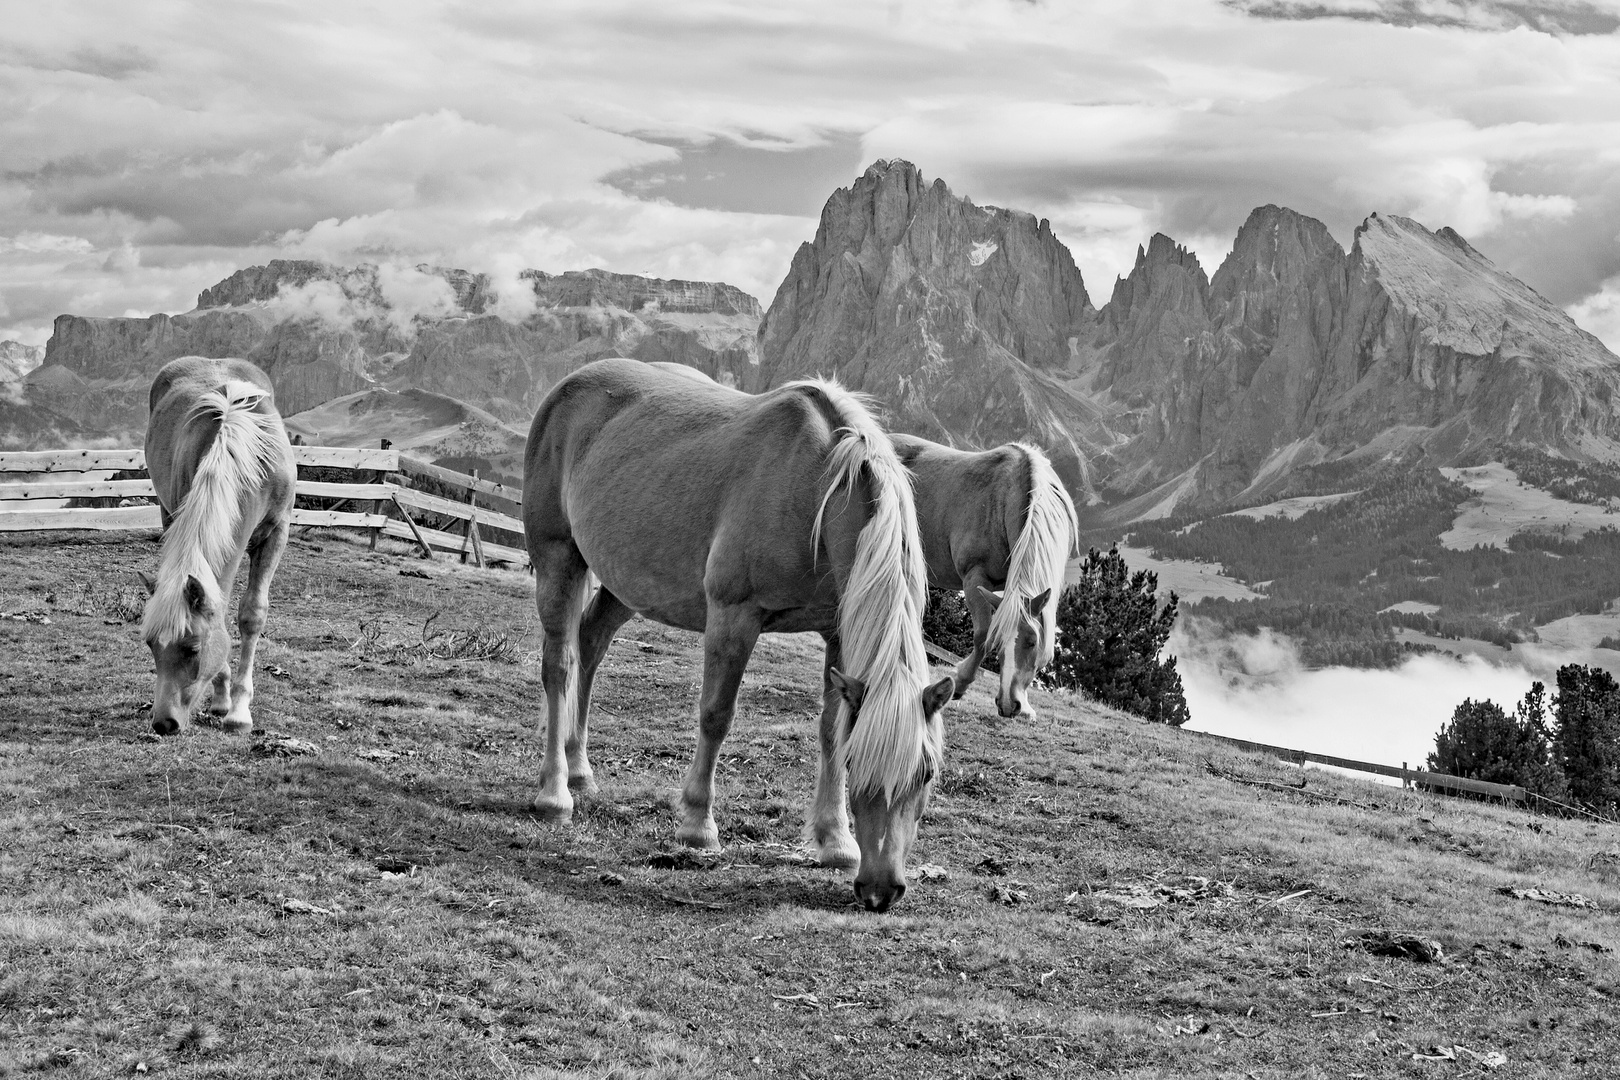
left=0, top=444, right=528, bottom=568
left=1187, top=729, right=1527, bottom=802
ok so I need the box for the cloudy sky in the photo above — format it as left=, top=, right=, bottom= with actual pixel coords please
left=4, top=0, right=1619, bottom=350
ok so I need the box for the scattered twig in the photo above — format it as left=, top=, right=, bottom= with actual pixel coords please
left=1204, top=761, right=1378, bottom=810
left=656, top=892, right=729, bottom=910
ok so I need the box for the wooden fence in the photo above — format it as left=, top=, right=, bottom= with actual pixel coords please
left=1187, top=729, right=1527, bottom=803
left=0, top=444, right=529, bottom=568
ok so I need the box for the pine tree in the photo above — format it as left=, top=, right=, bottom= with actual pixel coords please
left=1553, top=665, right=1620, bottom=811
left=1046, top=546, right=1190, bottom=726
left=1428, top=684, right=1566, bottom=797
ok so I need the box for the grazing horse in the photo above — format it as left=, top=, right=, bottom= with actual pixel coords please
left=140, top=357, right=296, bottom=735
left=523, top=358, right=953, bottom=913
left=889, top=435, right=1078, bottom=719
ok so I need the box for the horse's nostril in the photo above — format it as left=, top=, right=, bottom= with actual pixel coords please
left=893, top=883, right=907, bottom=902
left=152, top=716, right=179, bottom=736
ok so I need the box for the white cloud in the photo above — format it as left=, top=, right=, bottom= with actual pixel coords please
left=1569, top=273, right=1620, bottom=354
left=1, top=0, right=1617, bottom=344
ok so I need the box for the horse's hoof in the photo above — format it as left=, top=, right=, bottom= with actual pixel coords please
left=567, top=773, right=599, bottom=794
left=675, top=822, right=720, bottom=851
left=815, top=841, right=860, bottom=870
left=532, top=797, right=574, bottom=825
left=221, top=715, right=253, bottom=734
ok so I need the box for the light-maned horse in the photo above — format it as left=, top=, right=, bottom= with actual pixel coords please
left=889, top=434, right=1078, bottom=720
left=522, top=358, right=953, bottom=913
left=140, top=357, right=296, bottom=735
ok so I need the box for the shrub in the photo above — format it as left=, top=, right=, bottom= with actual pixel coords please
left=1046, top=546, right=1190, bottom=727
left=1428, top=683, right=1566, bottom=797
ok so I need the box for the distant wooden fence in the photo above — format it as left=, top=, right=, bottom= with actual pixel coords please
left=0, top=444, right=529, bottom=568
left=1188, top=729, right=1527, bottom=803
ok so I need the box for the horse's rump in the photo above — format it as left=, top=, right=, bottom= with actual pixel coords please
left=142, top=357, right=295, bottom=644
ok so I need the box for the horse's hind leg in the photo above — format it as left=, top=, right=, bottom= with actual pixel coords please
left=224, top=521, right=289, bottom=733
left=807, top=633, right=859, bottom=869
left=676, top=602, right=761, bottom=850
left=570, top=584, right=634, bottom=793
left=532, top=543, right=592, bottom=823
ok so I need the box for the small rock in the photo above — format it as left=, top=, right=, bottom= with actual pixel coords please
left=600, top=872, right=626, bottom=886
left=1553, top=933, right=1612, bottom=954
left=988, top=882, right=1030, bottom=906
left=916, top=863, right=950, bottom=882
left=355, top=748, right=400, bottom=763
left=1350, top=930, right=1444, bottom=963
left=974, top=854, right=1008, bottom=876
left=278, top=897, right=333, bottom=917
left=1499, top=886, right=1597, bottom=909
left=399, top=567, right=430, bottom=579
left=375, top=858, right=415, bottom=874
left=251, top=733, right=320, bottom=757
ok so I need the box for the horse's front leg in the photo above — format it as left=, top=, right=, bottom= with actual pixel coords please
left=807, top=632, right=859, bottom=868
left=676, top=602, right=760, bottom=850
left=225, top=521, right=289, bottom=733
left=952, top=567, right=997, bottom=698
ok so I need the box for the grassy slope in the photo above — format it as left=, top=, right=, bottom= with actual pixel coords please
left=2, top=533, right=1619, bottom=1078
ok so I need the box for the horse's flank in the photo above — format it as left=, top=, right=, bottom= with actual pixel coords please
left=987, top=443, right=1079, bottom=666
left=803, top=379, right=939, bottom=802
left=142, top=379, right=289, bottom=645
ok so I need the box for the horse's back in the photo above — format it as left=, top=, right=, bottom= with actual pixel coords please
left=892, top=433, right=1026, bottom=588
left=524, top=358, right=845, bottom=630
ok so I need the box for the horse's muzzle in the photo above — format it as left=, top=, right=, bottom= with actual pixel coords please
left=151, top=715, right=181, bottom=736
left=853, top=879, right=906, bottom=913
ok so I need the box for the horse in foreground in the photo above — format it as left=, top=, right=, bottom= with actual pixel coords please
left=523, top=358, right=953, bottom=912
left=141, top=357, right=295, bottom=735
left=889, top=435, right=1078, bottom=719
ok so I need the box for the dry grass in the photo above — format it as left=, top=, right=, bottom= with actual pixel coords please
left=1, top=530, right=1619, bottom=1077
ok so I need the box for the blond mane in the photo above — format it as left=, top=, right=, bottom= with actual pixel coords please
left=802, top=380, right=940, bottom=801
left=987, top=443, right=1079, bottom=666
left=142, top=381, right=286, bottom=645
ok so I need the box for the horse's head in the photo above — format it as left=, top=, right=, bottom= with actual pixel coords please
left=830, top=667, right=954, bottom=913
left=977, top=585, right=1053, bottom=721
left=140, top=572, right=232, bottom=735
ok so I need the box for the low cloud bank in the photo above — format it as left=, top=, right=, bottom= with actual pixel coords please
left=1171, top=619, right=1614, bottom=772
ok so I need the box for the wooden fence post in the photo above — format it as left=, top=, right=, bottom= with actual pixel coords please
left=370, top=438, right=391, bottom=551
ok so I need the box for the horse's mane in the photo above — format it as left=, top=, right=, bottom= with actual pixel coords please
left=800, top=379, right=940, bottom=801
left=988, top=443, right=1079, bottom=666
left=142, top=381, right=286, bottom=645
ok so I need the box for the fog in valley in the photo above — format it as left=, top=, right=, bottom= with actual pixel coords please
left=1174, top=619, right=1620, bottom=776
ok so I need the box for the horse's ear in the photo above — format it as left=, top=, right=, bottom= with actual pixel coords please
left=183, top=575, right=211, bottom=614
left=922, top=676, right=954, bottom=716
left=137, top=571, right=157, bottom=596
left=1025, top=588, right=1051, bottom=617
left=974, top=585, right=1002, bottom=612
left=828, top=667, right=866, bottom=712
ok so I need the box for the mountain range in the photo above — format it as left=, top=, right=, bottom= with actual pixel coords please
left=11, top=160, right=1619, bottom=517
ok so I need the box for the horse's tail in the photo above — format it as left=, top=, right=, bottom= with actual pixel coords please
left=989, top=443, right=1079, bottom=667
left=803, top=380, right=936, bottom=801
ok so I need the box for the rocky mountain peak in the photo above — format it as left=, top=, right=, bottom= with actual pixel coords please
left=757, top=160, right=1098, bottom=485
left=522, top=268, right=761, bottom=318
left=1352, top=211, right=1609, bottom=367
left=0, top=339, right=43, bottom=384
